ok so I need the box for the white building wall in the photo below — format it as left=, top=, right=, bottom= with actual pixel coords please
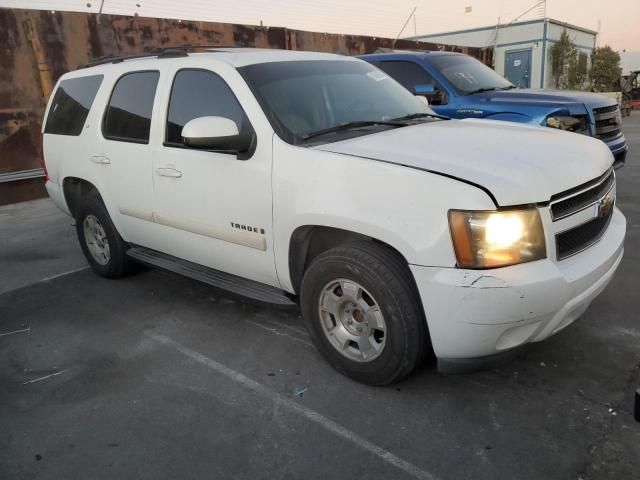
left=412, top=21, right=544, bottom=49
left=546, top=22, right=596, bottom=49
left=413, top=29, right=496, bottom=48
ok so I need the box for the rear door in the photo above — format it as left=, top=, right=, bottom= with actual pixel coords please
left=151, top=66, right=278, bottom=287
left=96, top=70, right=162, bottom=246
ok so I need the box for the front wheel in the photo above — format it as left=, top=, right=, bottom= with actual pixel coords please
left=300, top=242, right=428, bottom=385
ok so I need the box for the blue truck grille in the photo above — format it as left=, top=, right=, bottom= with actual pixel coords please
left=593, top=105, right=622, bottom=140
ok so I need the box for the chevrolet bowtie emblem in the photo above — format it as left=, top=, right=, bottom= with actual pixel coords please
left=596, top=190, right=615, bottom=219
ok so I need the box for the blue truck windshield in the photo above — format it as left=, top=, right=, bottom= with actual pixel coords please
left=429, top=55, right=514, bottom=95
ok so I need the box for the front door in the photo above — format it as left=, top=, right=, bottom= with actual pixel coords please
left=151, top=67, right=278, bottom=287
left=504, top=49, right=532, bottom=88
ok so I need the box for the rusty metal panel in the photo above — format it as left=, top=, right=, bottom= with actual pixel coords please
left=0, top=8, right=493, bottom=205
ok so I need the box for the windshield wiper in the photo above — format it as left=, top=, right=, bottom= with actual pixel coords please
left=301, top=120, right=406, bottom=142
left=391, top=112, right=449, bottom=121
left=466, top=86, right=501, bottom=95
left=466, top=85, right=516, bottom=95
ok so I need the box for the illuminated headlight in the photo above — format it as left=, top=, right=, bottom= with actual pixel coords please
left=448, top=209, right=546, bottom=268
left=546, top=115, right=589, bottom=134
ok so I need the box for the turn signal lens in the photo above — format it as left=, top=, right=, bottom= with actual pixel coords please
left=448, top=209, right=546, bottom=268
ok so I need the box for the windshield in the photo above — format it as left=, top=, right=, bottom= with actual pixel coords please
left=238, top=60, right=434, bottom=145
left=429, top=55, right=514, bottom=95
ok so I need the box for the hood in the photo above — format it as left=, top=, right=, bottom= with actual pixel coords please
left=472, top=89, right=615, bottom=112
left=314, top=118, right=613, bottom=206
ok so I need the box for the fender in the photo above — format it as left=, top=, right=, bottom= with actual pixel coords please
left=271, top=137, right=496, bottom=292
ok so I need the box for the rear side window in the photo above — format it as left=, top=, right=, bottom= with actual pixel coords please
left=376, top=61, right=434, bottom=91
left=103, top=71, right=159, bottom=143
left=44, top=75, right=103, bottom=136
left=165, top=69, right=249, bottom=146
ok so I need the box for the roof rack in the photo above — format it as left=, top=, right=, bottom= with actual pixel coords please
left=78, top=44, right=244, bottom=69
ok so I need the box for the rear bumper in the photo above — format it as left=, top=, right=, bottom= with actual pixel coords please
left=411, top=208, right=626, bottom=368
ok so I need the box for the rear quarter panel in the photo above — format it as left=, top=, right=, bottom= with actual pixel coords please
left=42, top=71, right=113, bottom=214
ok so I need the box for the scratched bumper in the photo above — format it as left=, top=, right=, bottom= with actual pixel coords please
left=411, top=208, right=626, bottom=363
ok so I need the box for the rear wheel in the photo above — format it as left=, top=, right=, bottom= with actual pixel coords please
left=75, top=195, right=132, bottom=278
left=300, top=241, right=427, bottom=385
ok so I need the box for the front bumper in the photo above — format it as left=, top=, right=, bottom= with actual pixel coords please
left=411, top=208, right=626, bottom=368
left=604, top=133, right=627, bottom=169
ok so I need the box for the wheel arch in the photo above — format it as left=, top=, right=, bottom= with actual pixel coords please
left=62, top=177, right=103, bottom=217
left=288, top=225, right=410, bottom=295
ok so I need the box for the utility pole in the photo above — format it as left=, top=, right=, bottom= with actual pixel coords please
left=494, top=16, right=501, bottom=50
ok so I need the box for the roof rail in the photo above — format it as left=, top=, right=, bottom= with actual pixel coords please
left=78, top=44, right=250, bottom=69
left=373, top=47, right=434, bottom=54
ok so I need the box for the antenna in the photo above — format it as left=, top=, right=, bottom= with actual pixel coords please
left=392, top=6, right=417, bottom=47
left=506, top=0, right=546, bottom=26
left=488, top=1, right=545, bottom=50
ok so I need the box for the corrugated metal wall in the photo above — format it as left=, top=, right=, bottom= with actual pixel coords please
left=0, top=8, right=493, bottom=205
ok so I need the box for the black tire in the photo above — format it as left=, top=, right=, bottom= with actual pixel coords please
left=75, top=195, right=132, bottom=278
left=300, top=241, right=428, bottom=385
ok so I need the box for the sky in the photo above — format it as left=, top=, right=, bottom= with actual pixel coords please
left=2, top=0, right=638, bottom=53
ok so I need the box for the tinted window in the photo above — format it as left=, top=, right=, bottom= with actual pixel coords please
left=44, top=75, right=103, bottom=136
left=103, top=71, right=159, bottom=143
left=239, top=60, right=434, bottom=145
left=377, top=61, right=434, bottom=91
left=166, top=69, right=248, bottom=145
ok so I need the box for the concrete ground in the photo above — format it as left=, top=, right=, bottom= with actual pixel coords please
left=2, top=115, right=640, bottom=480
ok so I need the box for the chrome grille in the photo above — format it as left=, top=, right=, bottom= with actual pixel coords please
left=550, top=169, right=615, bottom=221
left=593, top=105, right=622, bottom=140
left=556, top=201, right=614, bottom=260
left=552, top=172, right=616, bottom=260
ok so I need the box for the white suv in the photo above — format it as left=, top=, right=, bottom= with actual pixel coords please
left=43, top=48, right=625, bottom=385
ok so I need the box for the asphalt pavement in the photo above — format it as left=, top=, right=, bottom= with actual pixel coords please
left=1, top=114, right=640, bottom=480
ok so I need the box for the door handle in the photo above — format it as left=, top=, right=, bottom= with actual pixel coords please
left=90, top=155, right=110, bottom=165
left=156, top=167, right=183, bottom=178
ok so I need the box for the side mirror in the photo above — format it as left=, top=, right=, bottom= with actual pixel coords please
left=182, top=116, right=250, bottom=153
left=413, top=84, right=436, bottom=96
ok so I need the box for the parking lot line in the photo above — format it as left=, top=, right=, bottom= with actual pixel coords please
left=39, top=266, right=89, bottom=283
left=146, top=331, right=439, bottom=480
left=244, top=319, right=313, bottom=346
left=0, top=328, right=30, bottom=337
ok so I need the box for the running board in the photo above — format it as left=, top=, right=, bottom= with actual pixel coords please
left=126, top=246, right=297, bottom=306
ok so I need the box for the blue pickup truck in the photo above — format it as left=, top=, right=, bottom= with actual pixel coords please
left=359, top=51, right=627, bottom=168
